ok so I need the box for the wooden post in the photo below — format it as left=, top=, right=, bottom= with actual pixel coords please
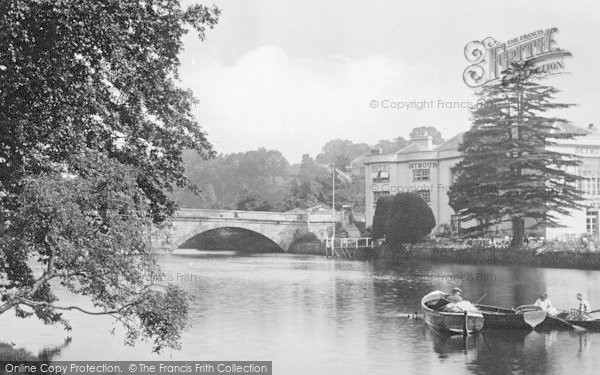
left=463, top=311, right=469, bottom=336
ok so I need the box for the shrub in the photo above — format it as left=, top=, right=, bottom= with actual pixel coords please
left=372, top=195, right=394, bottom=238
left=386, top=192, right=435, bottom=246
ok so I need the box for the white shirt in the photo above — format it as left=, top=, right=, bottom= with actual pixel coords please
left=579, top=299, right=592, bottom=314
left=535, top=298, right=553, bottom=312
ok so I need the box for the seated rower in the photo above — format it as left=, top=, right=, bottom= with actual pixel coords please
left=446, top=287, right=463, bottom=303
left=576, top=293, right=592, bottom=320
left=442, top=288, right=479, bottom=313
left=534, top=292, right=558, bottom=315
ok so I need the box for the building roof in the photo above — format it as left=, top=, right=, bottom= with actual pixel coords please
left=395, top=142, right=430, bottom=154
left=554, top=122, right=595, bottom=136
left=362, top=123, right=598, bottom=165
left=435, top=133, right=464, bottom=152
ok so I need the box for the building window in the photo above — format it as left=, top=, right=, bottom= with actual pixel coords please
left=578, top=177, right=600, bottom=196
left=416, top=189, right=430, bottom=204
left=372, top=170, right=390, bottom=182
left=577, top=158, right=600, bottom=196
left=451, top=215, right=461, bottom=233
left=587, top=209, right=598, bottom=236
left=413, top=169, right=430, bottom=181
left=373, top=191, right=390, bottom=208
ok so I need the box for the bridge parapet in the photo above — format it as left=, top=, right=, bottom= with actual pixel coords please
left=174, top=208, right=309, bottom=222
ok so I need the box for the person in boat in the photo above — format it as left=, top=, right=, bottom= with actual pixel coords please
left=534, top=292, right=558, bottom=315
left=441, top=287, right=478, bottom=313
left=576, top=293, right=592, bottom=320
left=446, top=287, right=463, bottom=303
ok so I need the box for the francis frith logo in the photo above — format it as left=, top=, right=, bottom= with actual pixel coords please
left=463, top=28, right=572, bottom=88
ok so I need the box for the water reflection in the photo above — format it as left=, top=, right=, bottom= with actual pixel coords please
left=0, top=337, right=71, bottom=361
left=422, top=327, right=482, bottom=359
left=1, top=252, right=600, bottom=374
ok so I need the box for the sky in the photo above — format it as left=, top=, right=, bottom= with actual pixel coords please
left=178, top=0, right=600, bottom=163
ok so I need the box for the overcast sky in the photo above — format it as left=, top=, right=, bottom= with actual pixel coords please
left=178, top=0, right=600, bottom=163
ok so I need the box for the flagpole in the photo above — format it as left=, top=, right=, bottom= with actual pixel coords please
left=332, top=162, right=335, bottom=252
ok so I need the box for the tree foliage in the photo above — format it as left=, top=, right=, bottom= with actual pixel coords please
left=235, top=188, right=274, bottom=211
left=449, top=61, right=582, bottom=246
left=0, top=0, right=219, bottom=352
left=315, top=139, right=371, bottom=165
left=386, top=193, right=435, bottom=246
left=371, top=195, right=394, bottom=239
left=174, top=148, right=290, bottom=210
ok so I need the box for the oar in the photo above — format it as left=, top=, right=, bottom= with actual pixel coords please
left=475, top=292, right=487, bottom=304
left=550, top=314, right=587, bottom=332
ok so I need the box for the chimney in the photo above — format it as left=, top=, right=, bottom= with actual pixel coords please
left=370, top=148, right=382, bottom=155
left=410, top=130, right=433, bottom=150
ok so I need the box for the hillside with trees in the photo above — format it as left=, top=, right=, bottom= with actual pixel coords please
left=176, top=126, right=445, bottom=211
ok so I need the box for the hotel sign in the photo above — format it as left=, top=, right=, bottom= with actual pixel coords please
left=371, top=164, right=390, bottom=171
left=463, top=28, right=572, bottom=88
left=409, top=161, right=437, bottom=169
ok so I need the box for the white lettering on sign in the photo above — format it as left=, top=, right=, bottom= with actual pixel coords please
left=409, top=161, right=437, bottom=169
left=371, top=164, right=390, bottom=171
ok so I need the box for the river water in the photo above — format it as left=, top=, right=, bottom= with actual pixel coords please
left=2, top=250, right=600, bottom=375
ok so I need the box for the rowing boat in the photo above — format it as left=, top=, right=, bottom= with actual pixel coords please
left=555, top=309, right=600, bottom=330
left=475, top=304, right=548, bottom=329
left=421, top=291, right=484, bottom=334
left=475, top=304, right=579, bottom=330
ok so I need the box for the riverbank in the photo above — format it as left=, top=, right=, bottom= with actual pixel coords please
left=375, top=241, right=600, bottom=270
left=288, top=241, right=324, bottom=255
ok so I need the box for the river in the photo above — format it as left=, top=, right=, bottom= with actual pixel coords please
left=2, top=250, right=600, bottom=375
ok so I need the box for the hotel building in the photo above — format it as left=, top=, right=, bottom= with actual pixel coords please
left=363, top=125, right=600, bottom=239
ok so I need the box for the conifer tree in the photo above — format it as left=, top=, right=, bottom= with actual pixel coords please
left=449, top=61, right=582, bottom=246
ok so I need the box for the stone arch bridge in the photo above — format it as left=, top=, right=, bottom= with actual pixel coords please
left=151, top=209, right=335, bottom=252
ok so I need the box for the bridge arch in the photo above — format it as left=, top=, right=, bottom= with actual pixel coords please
left=169, top=221, right=298, bottom=253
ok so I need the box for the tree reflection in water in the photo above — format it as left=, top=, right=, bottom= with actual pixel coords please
left=0, top=337, right=71, bottom=361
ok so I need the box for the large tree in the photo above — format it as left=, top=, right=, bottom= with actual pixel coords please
left=449, top=61, right=582, bottom=246
left=0, top=0, right=219, bottom=352
left=386, top=193, right=435, bottom=246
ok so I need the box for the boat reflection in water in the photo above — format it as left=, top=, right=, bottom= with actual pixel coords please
left=421, top=326, right=483, bottom=359
left=423, top=325, right=594, bottom=374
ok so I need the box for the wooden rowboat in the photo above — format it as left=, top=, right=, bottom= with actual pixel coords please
left=475, top=304, right=548, bottom=329
left=421, top=291, right=484, bottom=334
left=475, top=304, right=577, bottom=330
left=555, top=309, right=600, bottom=330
